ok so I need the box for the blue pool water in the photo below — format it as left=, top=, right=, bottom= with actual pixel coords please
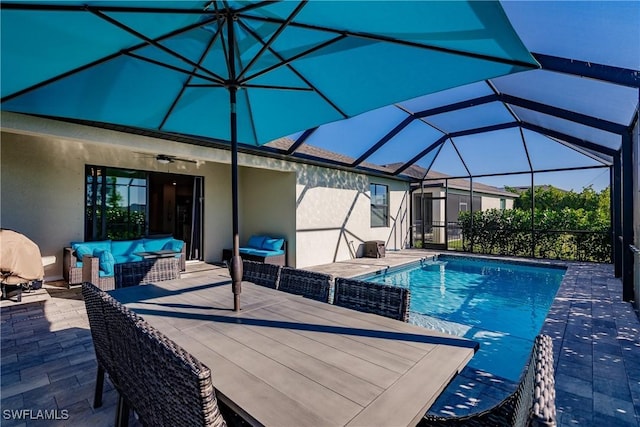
left=359, top=255, right=565, bottom=381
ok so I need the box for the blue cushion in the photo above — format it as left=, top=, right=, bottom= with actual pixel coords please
left=94, top=249, right=115, bottom=277
left=163, top=239, right=184, bottom=252
left=111, top=240, right=145, bottom=257
left=246, top=235, right=266, bottom=249
left=72, top=240, right=111, bottom=252
left=262, top=238, right=284, bottom=251
left=74, top=244, right=93, bottom=262
left=113, top=254, right=143, bottom=264
left=142, top=237, right=172, bottom=252
left=239, top=247, right=285, bottom=257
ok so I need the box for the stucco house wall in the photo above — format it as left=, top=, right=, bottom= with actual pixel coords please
left=481, top=195, right=514, bottom=210
left=1, top=128, right=233, bottom=280
left=294, top=166, right=409, bottom=268
left=240, top=167, right=297, bottom=266
left=1, top=113, right=411, bottom=279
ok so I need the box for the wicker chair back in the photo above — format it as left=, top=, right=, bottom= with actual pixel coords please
left=242, top=260, right=281, bottom=289
left=420, top=334, right=557, bottom=427
left=82, top=283, right=120, bottom=407
left=278, top=267, right=332, bottom=302
left=83, top=283, right=227, bottom=427
left=333, top=278, right=411, bottom=322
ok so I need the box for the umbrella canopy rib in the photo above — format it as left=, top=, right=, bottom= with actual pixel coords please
left=238, top=34, right=348, bottom=85
left=236, top=20, right=349, bottom=119
left=242, top=14, right=540, bottom=70
left=236, top=1, right=308, bottom=81
left=1, top=51, right=123, bottom=103
left=124, top=52, right=221, bottom=85
left=87, top=7, right=225, bottom=83
left=0, top=1, right=276, bottom=14
left=160, top=29, right=222, bottom=130
left=0, top=13, right=223, bottom=102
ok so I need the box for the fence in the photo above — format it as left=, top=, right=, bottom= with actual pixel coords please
left=415, top=223, right=611, bottom=263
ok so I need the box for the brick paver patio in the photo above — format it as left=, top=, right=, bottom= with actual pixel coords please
left=1, top=256, right=639, bottom=426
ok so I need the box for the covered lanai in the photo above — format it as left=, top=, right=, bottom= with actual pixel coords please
left=1, top=1, right=639, bottom=304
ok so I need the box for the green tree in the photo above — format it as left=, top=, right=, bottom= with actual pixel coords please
left=458, top=185, right=611, bottom=262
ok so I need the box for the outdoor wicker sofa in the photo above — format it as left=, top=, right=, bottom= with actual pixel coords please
left=222, top=235, right=287, bottom=266
left=82, top=255, right=181, bottom=291
left=334, top=277, right=411, bottom=322
left=420, top=334, right=557, bottom=427
left=82, top=282, right=229, bottom=427
left=64, top=236, right=185, bottom=289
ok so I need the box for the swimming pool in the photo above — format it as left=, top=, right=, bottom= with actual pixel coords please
left=358, top=255, right=565, bottom=381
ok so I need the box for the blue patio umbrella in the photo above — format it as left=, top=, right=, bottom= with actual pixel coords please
left=1, top=1, right=538, bottom=310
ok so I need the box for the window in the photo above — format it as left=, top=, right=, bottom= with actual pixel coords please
left=85, top=166, right=148, bottom=241
left=500, top=198, right=506, bottom=210
left=370, top=184, right=389, bottom=227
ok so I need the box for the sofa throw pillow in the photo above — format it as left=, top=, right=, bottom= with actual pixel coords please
left=262, top=238, right=284, bottom=251
left=247, top=235, right=266, bottom=249
left=94, top=249, right=115, bottom=277
left=74, top=244, right=92, bottom=262
left=163, top=239, right=184, bottom=252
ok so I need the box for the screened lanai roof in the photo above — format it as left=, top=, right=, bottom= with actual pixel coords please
left=266, top=1, right=639, bottom=183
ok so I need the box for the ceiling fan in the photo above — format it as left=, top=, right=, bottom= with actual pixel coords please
left=155, top=154, right=197, bottom=164
left=133, top=152, right=198, bottom=164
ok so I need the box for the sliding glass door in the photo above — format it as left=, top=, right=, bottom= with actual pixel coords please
left=85, top=165, right=204, bottom=261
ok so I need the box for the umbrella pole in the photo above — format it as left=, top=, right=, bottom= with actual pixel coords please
left=228, top=13, right=242, bottom=311
left=230, top=85, right=242, bottom=312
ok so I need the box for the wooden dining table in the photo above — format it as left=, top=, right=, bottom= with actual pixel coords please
left=109, top=273, right=478, bottom=427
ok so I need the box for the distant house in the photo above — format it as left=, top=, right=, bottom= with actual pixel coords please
left=393, top=166, right=519, bottom=247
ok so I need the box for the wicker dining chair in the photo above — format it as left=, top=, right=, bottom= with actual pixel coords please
left=420, top=334, right=557, bottom=427
left=278, top=267, right=332, bottom=303
left=82, top=282, right=120, bottom=408
left=242, top=260, right=281, bottom=289
left=333, top=277, right=411, bottom=322
left=99, top=292, right=228, bottom=427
